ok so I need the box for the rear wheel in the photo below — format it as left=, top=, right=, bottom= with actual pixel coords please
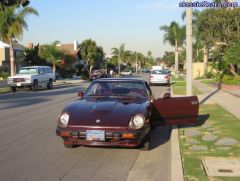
left=47, top=79, right=52, bottom=89
left=32, top=80, right=38, bottom=92
left=11, top=86, right=16, bottom=93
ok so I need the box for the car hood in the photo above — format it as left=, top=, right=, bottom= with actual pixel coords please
left=66, top=97, right=147, bottom=128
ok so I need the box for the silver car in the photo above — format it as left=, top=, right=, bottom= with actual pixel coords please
left=149, top=70, right=170, bottom=86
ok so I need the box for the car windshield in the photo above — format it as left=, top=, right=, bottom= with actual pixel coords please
left=85, top=81, right=147, bottom=98
left=151, top=70, right=167, bottom=75
left=18, top=68, right=38, bottom=74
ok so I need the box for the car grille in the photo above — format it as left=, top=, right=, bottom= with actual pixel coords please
left=13, top=78, right=25, bottom=82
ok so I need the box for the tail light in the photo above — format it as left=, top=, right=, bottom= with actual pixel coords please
left=150, top=75, right=154, bottom=78
left=164, top=75, right=169, bottom=79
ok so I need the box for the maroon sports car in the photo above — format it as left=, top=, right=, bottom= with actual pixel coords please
left=56, top=78, right=199, bottom=150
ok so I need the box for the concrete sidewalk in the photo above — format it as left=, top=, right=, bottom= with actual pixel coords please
left=193, top=80, right=240, bottom=119
left=171, top=79, right=240, bottom=181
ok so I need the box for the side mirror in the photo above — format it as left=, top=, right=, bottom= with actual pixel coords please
left=163, top=93, right=171, bottom=99
left=78, top=91, right=84, bottom=98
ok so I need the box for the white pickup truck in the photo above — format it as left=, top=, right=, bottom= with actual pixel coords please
left=7, top=66, right=56, bottom=92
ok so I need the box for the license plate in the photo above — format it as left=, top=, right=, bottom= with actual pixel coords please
left=86, top=130, right=105, bottom=141
left=16, top=83, right=21, bottom=86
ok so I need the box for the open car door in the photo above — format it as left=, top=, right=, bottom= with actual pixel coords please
left=152, top=94, right=199, bottom=126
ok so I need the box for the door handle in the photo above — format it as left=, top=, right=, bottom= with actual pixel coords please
left=191, top=101, right=198, bottom=105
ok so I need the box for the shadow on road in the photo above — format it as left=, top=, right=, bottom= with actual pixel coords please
left=150, top=126, right=172, bottom=150
left=199, top=87, right=220, bottom=105
left=178, top=114, right=210, bottom=129
left=0, top=84, right=87, bottom=110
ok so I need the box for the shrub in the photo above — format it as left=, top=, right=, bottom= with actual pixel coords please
left=219, top=74, right=240, bottom=85
left=0, top=68, right=9, bottom=80
left=81, top=70, right=89, bottom=80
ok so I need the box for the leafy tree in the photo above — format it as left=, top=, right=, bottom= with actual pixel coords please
left=79, top=39, right=105, bottom=71
left=95, top=46, right=105, bottom=68
left=0, top=5, right=38, bottom=75
left=23, top=44, right=48, bottom=66
left=162, top=51, right=176, bottom=67
left=160, top=21, right=185, bottom=77
left=39, top=41, right=64, bottom=72
left=224, top=41, right=240, bottom=76
left=0, top=0, right=30, bottom=11
left=196, top=8, right=240, bottom=75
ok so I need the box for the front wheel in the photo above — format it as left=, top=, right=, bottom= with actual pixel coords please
left=47, top=79, right=52, bottom=89
left=140, top=132, right=151, bottom=151
left=32, top=80, right=38, bottom=92
left=11, top=86, right=16, bottom=93
left=64, top=142, right=76, bottom=148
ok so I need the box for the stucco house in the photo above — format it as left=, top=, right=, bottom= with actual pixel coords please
left=0, top=40, right=25, bottom=72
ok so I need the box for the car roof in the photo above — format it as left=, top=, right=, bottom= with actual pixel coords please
left=93, top=78, right=146, bottom=83
left=20, top=66, right=51, bottom=69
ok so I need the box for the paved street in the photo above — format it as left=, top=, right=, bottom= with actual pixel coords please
left=0, top=75, right=172, bottom=181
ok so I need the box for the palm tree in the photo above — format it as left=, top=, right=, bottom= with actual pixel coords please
left=0, top=5, right=38, bottom=75
left=39, top=41, right=64, bottom=72
left=160, top=21, right=185, bottom=77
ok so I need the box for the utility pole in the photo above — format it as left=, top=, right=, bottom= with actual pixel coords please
left=135, top=52, right=138, bottom=73
left=118, top=48, right=121, bottom=76
left=186, top=0, right=193, bottom=96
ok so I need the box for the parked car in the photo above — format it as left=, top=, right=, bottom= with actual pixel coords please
left=120, top=68, right=132, bottom=76
left=149, top=70, right=170, bottom=86
left=7, top=66, right=55, bottom=92
left=56, top=78, right=199, bottom=150
left=89, top=69, right=107, bottom=80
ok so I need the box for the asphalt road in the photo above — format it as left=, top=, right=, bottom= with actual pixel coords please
left=0, top=74, right=172, bottom=181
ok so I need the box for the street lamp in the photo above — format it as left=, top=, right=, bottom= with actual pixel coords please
left=186, top=0, right=193, bottom=96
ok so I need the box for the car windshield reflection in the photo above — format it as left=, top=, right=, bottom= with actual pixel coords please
left=85, top=81, right=147, bottom=98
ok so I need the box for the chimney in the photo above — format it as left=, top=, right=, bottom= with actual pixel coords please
left=74, top=40, right=78, bottom=51
left=28, top=42, right=33, bottom=49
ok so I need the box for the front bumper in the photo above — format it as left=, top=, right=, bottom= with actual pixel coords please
left=8, top=82, right=32, bottom=87
left=149, top=79, right=170, bottom=85
left=56, top=126, right=150, bottom=148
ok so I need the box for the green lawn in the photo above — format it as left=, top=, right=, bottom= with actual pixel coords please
left=201, top=79, right=215, bottom=85
left=179, top=104, right=240, bottom=181
left=0, top=87, right=10, bottom=94
left=171, top=76, right=185, bottom=81
left=172, top=81, right=202, bottom=95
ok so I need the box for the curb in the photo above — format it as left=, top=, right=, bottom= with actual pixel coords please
left=170, top=84, right=184, bottom=181
left=171, top=126, right=184, bottom=181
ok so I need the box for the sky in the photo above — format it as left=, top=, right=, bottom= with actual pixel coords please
left=19, top=0, right=198, bottom=57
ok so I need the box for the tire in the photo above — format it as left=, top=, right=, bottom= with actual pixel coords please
left=64, top=142, right=76, bottom=148
left=140, top=132, right=151, bottom=151
left=32, top=80, right=38, bottom=92
left=47, top=79, right=53, bottom=89
left=11, top=86, right=16, bottom=93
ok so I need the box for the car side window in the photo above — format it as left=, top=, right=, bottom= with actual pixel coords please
left=38, top=68, right=46, bottom=74
left=45, top=67, right=53, bottom=73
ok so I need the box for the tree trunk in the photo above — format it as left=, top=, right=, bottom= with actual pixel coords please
left=9, top=39, right=15, bottom=76
left=52, top=60, right=56, bottom=73
left=228, top=64, right=238, bottom=76
left=203, top=46, right=208, bottom=75
left=175, top=42, right=179, bottom=78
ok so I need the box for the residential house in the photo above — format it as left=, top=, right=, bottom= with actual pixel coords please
left=56, top=40, right=81, bottom=70
left=0, top=40, right=25, bottom=72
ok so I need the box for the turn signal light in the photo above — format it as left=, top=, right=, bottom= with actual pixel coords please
left=122, top=133, right=136, bottom=139
left=60, top=131, right=72, bottom=137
